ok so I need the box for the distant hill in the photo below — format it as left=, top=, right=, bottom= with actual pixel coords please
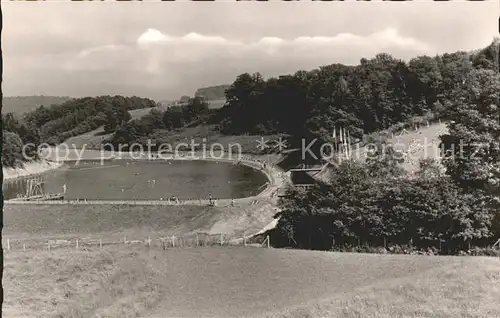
left=3, top=96, right=73, bottom=116
left=194, top=85, right=230, bottom=101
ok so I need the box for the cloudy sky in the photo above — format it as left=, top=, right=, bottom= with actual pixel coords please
left=3, top=2, right=498, bottom=100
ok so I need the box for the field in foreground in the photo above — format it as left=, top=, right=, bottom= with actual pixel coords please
left=3, top=246, right=499, bottom=318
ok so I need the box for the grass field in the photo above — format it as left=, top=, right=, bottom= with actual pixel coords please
left=129, top=106, right=170, bottom=120
left=3, top=246, right=499, bottom=318
left=3, top=199, right=276, bottom=242
left=64, top=126, right=111, bottom=149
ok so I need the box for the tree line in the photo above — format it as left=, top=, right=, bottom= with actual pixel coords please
left=218, top=41, right=497, bottom=150
left=2, top=95, right=158, bottom=167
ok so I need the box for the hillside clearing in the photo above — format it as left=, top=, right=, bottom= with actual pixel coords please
left=350, top=122, right=448, bottom=172
left=311, top=122, right=449, bottom=182
left=63, top=107, right=165, bottom=148
left=64, top=126, right=112, bottom=149
left=384, top=122, right=448, bottom=173
left=3, top=247, right=498, bottom=318
left=129, top=106, right=169, bottom=120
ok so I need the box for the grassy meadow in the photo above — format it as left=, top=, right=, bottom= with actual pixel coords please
left=63, top=107, right=166, bottom=149
left=3, top=246, right=499, bottom=318
left=3, top=199, right=277, bottom=244
left=63, top=126, right=112, bottom=149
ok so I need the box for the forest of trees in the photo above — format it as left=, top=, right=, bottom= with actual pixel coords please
left=270, top=40, right=500, bottom=254
left=2, top=95, right=158, bottom=167
left=217, top=41, right=497, bottom=150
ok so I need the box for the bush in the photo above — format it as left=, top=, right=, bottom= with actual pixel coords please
left=3, top=131, right=25, bottom=167
left=274, top=159, right=498, bottom=254
left=466, top=247, right=500, bottom=257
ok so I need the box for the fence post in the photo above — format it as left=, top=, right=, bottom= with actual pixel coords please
left=220, top=233, right=223, bottom=246
left=23, top=243, right=26, bottom=252
left=172, top=235, right=175, bottom=247
left=196, top=233, right=199, bottom=247
left=243, top=233, right=247, bottom=246
left=147, top=236, right=151, bottom=247
left=267, top=235, right=270, bottom=249
left=76, top=239, right=79, bottom=249
left=7, top=238, right=10, bottom=251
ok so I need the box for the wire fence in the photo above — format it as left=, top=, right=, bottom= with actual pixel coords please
left=2, top=233, right=271, bottom=253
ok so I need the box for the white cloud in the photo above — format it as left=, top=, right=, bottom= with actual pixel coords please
left=256, top=37, right=285, bottom=55
left=52, top=27, right=435, bottom=88
left=291, top=28, right=430, bottom=51
left=137, top=28, right=172, bottom=45
left=134, top=28, right=429, bottom=53
left=137, top=29, right=241, bottom=47
left=182, top=32, right=234, bottom=45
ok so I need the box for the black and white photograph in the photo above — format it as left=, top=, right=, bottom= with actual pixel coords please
left=1, top=2, right=499, bottom=317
